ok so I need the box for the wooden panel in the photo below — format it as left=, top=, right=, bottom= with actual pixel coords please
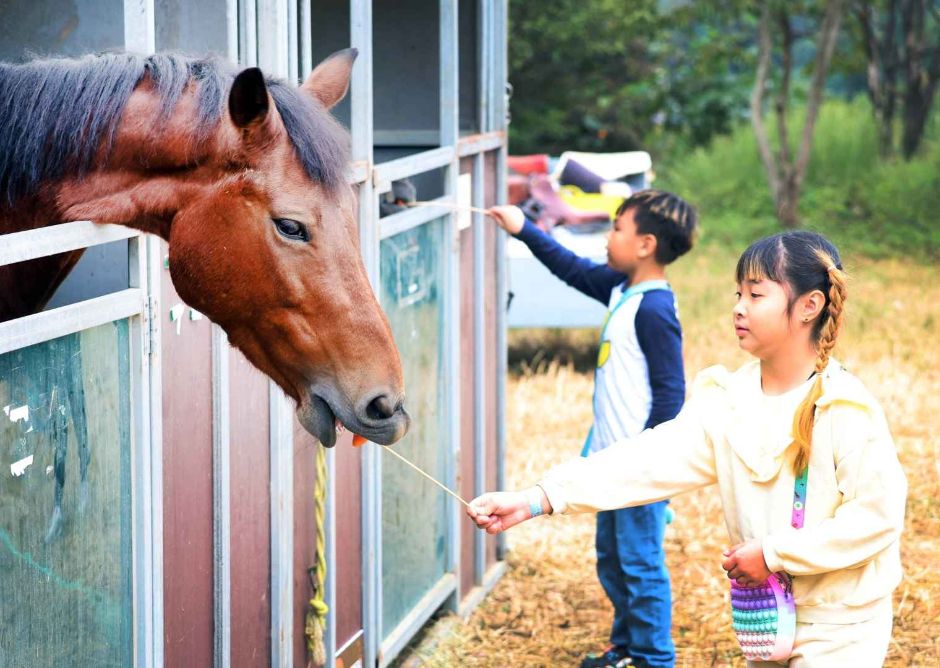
left=334, top=434, right=363, bottom=647
left=458, top=223, right=476, bottom=596
left=292, top=423, right=363, bottom=664
left=161, top=266, right=214, bottom=666
left=228, top=348, right=271, bottom=667
left=293, top=418, right=319, bottom=668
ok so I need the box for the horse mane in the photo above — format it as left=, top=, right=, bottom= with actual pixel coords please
left=0, top=52, right=349, bottom=205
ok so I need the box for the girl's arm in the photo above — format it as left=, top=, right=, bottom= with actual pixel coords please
left=468, top=399, right=717, bottom=532
left=761, top=406, right=908, bottom=576
left=539, top=402, right=717, bottom=514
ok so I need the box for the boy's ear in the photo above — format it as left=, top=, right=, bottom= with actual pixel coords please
left=639, top=233, right=658, bottom=259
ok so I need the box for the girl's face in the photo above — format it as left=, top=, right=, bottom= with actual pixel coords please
left=733, top=278, right=798, bottom=357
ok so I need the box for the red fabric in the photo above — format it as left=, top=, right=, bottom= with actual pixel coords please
left=508, top=175, right=530, bottom=205
left=507, top=153, right=550, bottom=175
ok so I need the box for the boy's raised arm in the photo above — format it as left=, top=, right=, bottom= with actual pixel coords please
left=488, top=205, right=626, bottom=304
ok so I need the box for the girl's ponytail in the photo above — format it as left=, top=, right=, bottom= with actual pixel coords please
left=789, top=251, right=848, bottom=474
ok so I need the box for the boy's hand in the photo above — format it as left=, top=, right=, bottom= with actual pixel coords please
left=486, top=205, right=525, bottom=235
left=466, top=488, right=547, bottom=534
left=721, top=539, right=773, bottom=587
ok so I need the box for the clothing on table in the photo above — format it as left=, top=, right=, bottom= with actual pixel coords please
left=539, top=358, right=908, bottom=627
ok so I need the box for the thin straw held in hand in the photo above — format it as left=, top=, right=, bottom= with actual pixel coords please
left=407, top=200, right=493, bottom=217
left=380, top=444, right=472, bottom=509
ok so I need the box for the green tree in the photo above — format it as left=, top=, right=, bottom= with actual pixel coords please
left=507, top=0, right=660, bottom=154
left=751, top=0, right=846, bottom=227
left=507, top=1, right=760, bottom=155
left=848, top=0, right=940, bottom=159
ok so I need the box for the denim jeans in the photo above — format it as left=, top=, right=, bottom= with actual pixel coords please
left=595, top=502, right=675, bottom=667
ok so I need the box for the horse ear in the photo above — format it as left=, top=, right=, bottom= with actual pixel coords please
left=229, top=67, right=270, bottom=128
left=301, top=48, right=357, bottom=110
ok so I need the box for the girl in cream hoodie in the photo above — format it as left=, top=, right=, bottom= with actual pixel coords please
left=469, top=231, right=907, bottom=667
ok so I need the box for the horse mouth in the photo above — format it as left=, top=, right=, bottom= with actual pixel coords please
left=296, top=389, right=411, bottom=448
left=297, top=394, right=339, bottom=448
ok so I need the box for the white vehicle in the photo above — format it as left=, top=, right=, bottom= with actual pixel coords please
left=507, top=151, right=653, bottom=328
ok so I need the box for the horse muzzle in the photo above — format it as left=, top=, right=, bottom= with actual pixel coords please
left=296, top=387, right=410, bottom=448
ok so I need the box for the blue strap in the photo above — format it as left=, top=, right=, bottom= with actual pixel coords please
left=582, top=279, right=671, bottom=456
left=598, top=279, right=671, bottom=342
left=791, top=467, right=808, bottom=528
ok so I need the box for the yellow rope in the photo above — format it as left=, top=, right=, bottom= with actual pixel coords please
left=302, top=438, right=468, bottom=666
left=305, top=443, right=328, bottom=667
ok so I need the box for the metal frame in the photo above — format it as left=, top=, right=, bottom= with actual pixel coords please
left=372, top=146, right=455, bottom=194
left=125, top=4, right=165, bottom=668
left=441, top=0, right=462, bottom=619
left=472, top=152, right=487, bottom=585
left=349, top=1, right=382, bottom=665
left=0, top=221, right=139, bottom=266
left=1, top=2, right=508, bottom=666
left=0, top=289, right=143, bottom=355
left=254, top=3, right=296, bottom=666
left=211, top=4, right=240, bottom=666
left=363, top=0, right=509, bottom=664
left=493, top=0, right=510, bottom=562
left=211, top=322, right=232, bottom=668
left=378, top=198, right=453, bottom=239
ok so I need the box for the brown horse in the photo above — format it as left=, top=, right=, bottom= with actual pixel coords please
left=0, top=49, right=409, bottom=447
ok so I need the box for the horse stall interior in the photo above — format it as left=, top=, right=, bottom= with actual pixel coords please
left=0, top=1, right=509, bottom=667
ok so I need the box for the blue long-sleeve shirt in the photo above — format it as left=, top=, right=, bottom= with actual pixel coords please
left=513, top=219, right=685, bottom=445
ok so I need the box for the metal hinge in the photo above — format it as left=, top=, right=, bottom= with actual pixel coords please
left=144, top=295, right=158, bottom=357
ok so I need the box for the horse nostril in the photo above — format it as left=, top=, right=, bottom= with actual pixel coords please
left=365, top=394, right=396, bottom=421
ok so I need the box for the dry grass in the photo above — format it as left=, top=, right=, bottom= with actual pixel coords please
left=396, top=250, right=940, bottom=667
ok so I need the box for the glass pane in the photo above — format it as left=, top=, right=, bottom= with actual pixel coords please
left=0, top=322, right=133, bottom=667
left=0, top=0, right=126, bottom=62
left=380, top=219, right=449, bottom=636
left=373, top=0, right=440, bottom=153
left=155, top=0, right=230, bottom=54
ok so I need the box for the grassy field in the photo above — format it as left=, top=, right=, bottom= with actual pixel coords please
left=394, top=246, right=940, bottom=667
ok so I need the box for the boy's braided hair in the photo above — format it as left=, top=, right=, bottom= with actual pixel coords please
left=735, top=231, right=848, bottom=474
left=616, top=189, right=698, bottom=264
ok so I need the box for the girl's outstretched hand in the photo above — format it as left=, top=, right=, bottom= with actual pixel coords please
left=721, top=538, right=773, bottom=587
left=486, top=205, right=525, bottom=235
left=467, top=488, right=543, bottom=534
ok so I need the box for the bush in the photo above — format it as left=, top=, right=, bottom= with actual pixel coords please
left=656, top=98, right=940, bottom=260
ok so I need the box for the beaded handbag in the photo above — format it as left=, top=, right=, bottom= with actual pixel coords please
left=729, top=467, right=807, bottom=662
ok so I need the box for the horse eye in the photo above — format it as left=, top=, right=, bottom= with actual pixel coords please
left=273, top=218, right=309, bottom=242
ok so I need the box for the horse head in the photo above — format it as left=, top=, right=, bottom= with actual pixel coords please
left=166, top=50, right=408, bottom=447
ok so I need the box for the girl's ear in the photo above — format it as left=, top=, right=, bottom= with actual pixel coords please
left=799, top=289, right=827, bottom=323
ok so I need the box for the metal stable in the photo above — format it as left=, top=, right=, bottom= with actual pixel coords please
left=0, top=1, right=509, bottom=666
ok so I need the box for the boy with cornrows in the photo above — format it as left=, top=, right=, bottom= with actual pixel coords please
left=489, top=190, right=699, bottom=668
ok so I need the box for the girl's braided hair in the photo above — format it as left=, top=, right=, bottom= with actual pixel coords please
left=735, top=231, right=848, bottom=474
